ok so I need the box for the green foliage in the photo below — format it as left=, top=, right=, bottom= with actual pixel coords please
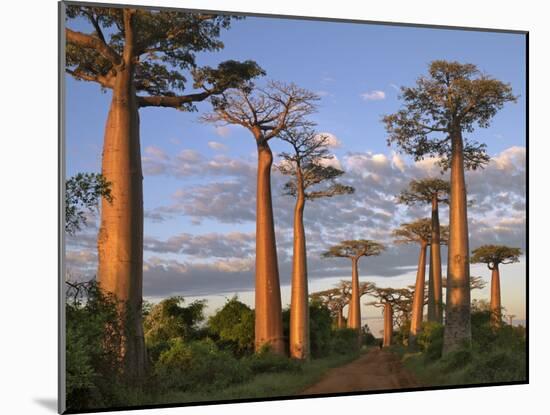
left=330, top=328, right=360, bottom=354
left=361, top=324, right=377, bottom=346
left=397, top=178, right=450, bottom=205
left=471, top=244, right=522, bottom=268
left=416, top=322, right=444, bottom=362
left=143, top=297, right=206, bottom=361
left=393, top=218, right=449, bottom=246
left=309, top=302, right=334, bottom=358
left=208, top=296, right=255, bottom=356
left=244, top=350, right=302, bottom=374
left=65, top=280, right=123, bottom=410
left=65, top=173, right=111, bottom=234
left=384, top=60, right=516, bottom=170
left=322, top=239, right=385, bottom=259
left=154, top=338, right=251, bottom=392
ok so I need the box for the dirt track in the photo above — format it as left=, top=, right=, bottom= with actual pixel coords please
left=299, top=349, right=421, bottom=395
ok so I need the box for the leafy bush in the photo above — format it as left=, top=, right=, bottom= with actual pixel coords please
left=361, top=324, right=377, bottom=346
left=330, top=328, right=360, bottom=354
left=244, top=349, right=303, bottom=374
left=309, top=302, right=333, bottom=358
left=441, top=349, right=473, bottom=372
left=416, top=322, right=444, bottom=362
left=208, top=296, right=255, bottom=356
left=154, top=338, right=251, bottom=392
left=65, top=280, right=124, bottom=410
left=144, top=297, right=206, bottom=362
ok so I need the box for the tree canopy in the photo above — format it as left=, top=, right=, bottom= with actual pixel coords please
left=397, top=178, right=450, bottom=205
left=471, top=245, right=522, bottom=269
left=393, top=218, right=449, bottom=245
left=322, top=240, right=385, bottom=260
left=384, top=60, right=516, bottom=170
left=277, top=127, right=354, bottom=200
left=66, top=6, right=264, bottom=109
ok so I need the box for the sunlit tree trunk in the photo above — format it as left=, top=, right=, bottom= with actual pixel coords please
left=409, top=242, right=427, bottom=347
left=97, top=10, right=147, bottom=379
left=443, top=129, right=471, bottom=354
left=383, top=302, right=393, bottom=347
left=348, top=257, right=361, bottom=329
left=290, top=168, right=309, bottom=359
left=490, top=265, right=502, bottom=328
left=254, top=140, right=284, bottom=355
left=337, top=307, right=344, bottom=329
left=428, top=194, right=443, bottom=323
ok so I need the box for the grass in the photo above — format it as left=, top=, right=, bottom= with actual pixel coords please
left=156, top=351, right=360, bottom=404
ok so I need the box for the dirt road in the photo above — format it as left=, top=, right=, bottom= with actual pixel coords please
left=300, top=349, right=420, bottom=395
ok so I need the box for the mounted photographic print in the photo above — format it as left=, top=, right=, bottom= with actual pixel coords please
left=59, top=1, right=528, bottom=413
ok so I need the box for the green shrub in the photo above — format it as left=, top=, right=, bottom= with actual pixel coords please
left=309, top=302, right=333, bottom=358
left=208, top=296, right=255, bottom=356
left=441, top=349, right=473, bottom=372
left=330, top=328, right=360, bottom=354
left=244, top=350, right=302, bottom=374
left=154, top=338, right=251, bottom=392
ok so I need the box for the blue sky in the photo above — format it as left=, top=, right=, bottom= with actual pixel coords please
left=65, top=12, right=526, bottom=333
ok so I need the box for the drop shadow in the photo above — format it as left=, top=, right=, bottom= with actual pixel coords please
left=34, top=398, right=58, bottom=413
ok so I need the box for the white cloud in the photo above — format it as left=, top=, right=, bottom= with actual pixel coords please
left=207, top=141, right=228, bottom=151
left=215, top=126, right=231, bottom=138
left=315, top=132, right=341, bottom=148
left=360, top=90, right=386, bottom=101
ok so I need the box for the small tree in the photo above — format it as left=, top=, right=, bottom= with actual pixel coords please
left=277, top=126, right=354, bottom=359
left=471, top=245, right=521, bottom=327
left=203, top=82, right=319, bottom=355
left=397, top=178, right=450, bottom=323
left=393, top=218, right=448, bottom=346
left=385, top=60, right=516, bottom=353
left=65, top=173, right=112, bottom=235
left=310, top=287, right=348, bottom=328
left=322, top=240, right=384, bottom=338
left=208, top=296, right=255, bottom=356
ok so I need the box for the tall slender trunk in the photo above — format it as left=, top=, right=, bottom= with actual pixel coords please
left=383, top=302, right=393, bottom=347
left=490, top=265, right=502, bottom=327
left=97, top=10, right=146, bottom=380
left=337, top=307, right=344, bottom=329
left=409, top=242, right=428, bottom=347
left=443, top=128, right=471, bottom=354
left=428, top=195, right=443, bottom=323
left=254, top=140, right=284, bottom=355
left=348, top=257, right=361, bottom=329
left=290, top=168, right=309, bottom=359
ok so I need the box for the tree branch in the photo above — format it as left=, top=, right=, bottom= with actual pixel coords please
left=137, top=92, right=213, bottom=108
left=66, top=28, right=122, bottom=66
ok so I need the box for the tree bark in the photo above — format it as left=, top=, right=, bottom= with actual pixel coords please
left=428, top=195, right=443, bottom=323
left=337, top=307, right=344, bottom=329
left=289, top=168, right=309, bottom=359
left=383, top=302, right=393, bottom=347
left=254, top=140, right=285, bottom=355
left=443, top=128, right=472, bottom=354
left=348, top=257, right=361, bottom=330
left=490, top=265, right=502, bottom=327
left=409, top=242, right=427, bottom=347
left=96, top=10, right=147, bottom=380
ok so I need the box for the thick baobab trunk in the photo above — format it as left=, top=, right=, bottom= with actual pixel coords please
left=337, top=307, right=344, bottom=329
left=490, top=265, right=502, bottom=327
left=383, top=302, right=393, bottom=347
left=428, top=195, right=443, bottom=323
left=443, top=129, right=471, bottom=354
left=289, top=169, right=309, bottom=359
left=348, top=257, right=361, bottom=329
left=254, top=140, right=284, bottom=355
left=97, top=11, right=147, bottom=380
left=409, top=242, right=427, bottom=347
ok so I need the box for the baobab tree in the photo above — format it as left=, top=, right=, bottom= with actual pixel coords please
left=64, top=5, right=263, bottom=376
left=368, top=287, right=410, bottom=347
left=397, top=178, right=449, bottom=323
left=277, top=127, right=354, bottom=359
left=203, top=82, right=319, bottom=355
left=310, top=288, right=348, bottom=328
left=322, top=240, right=384, bottom=336
left=384, top=60, right=516, bottom=353
left=470, top=245, right=521, bottom=327
left=338, top=280, right=377, bottom=324
left=393, top=219, right=449, bottom=346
